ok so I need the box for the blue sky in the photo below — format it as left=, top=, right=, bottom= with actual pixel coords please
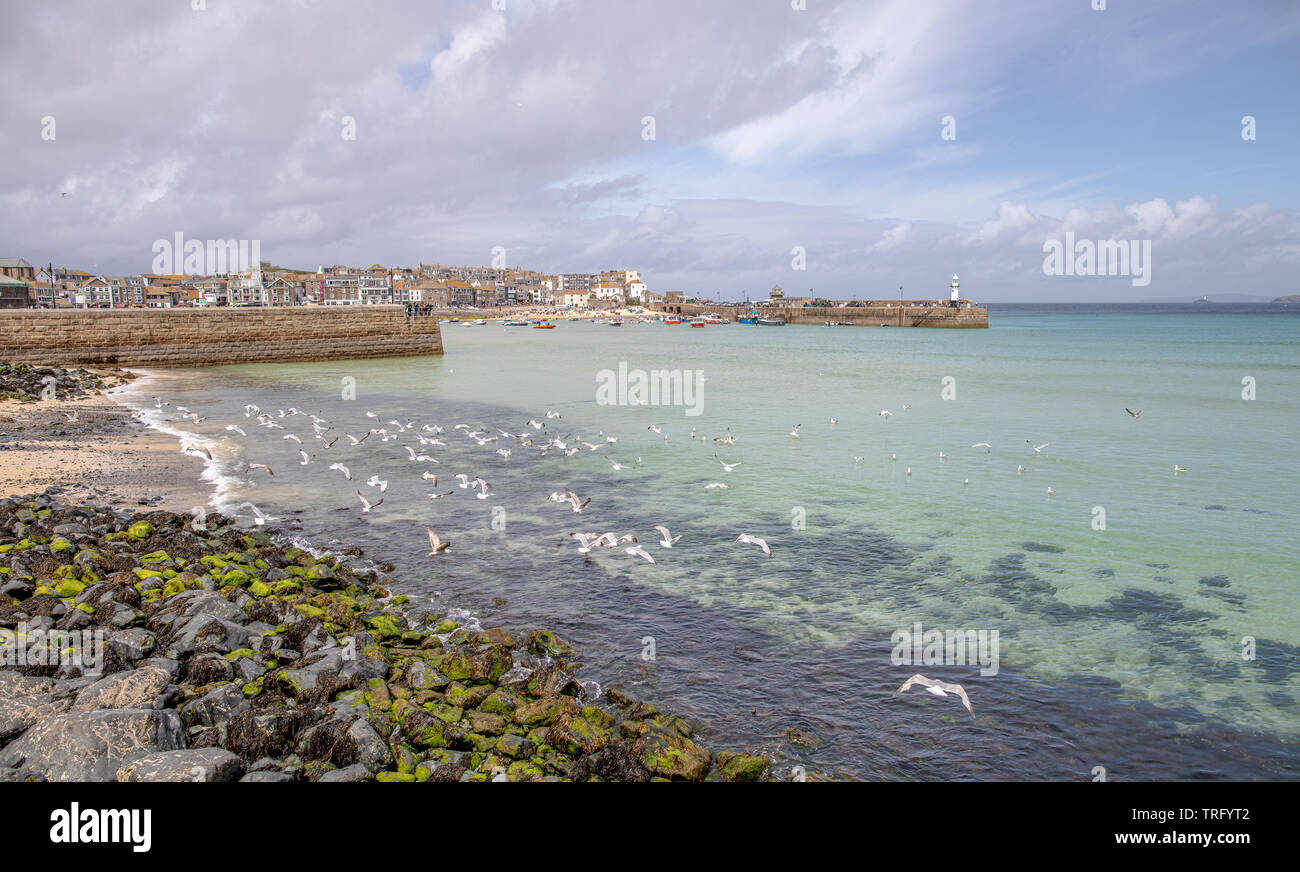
left=2, top=0, right=1298, bottom=300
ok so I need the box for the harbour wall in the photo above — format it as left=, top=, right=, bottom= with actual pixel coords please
left=0, top=306, right=443, bottom=367
left=651, top=301, right=989, bottom=328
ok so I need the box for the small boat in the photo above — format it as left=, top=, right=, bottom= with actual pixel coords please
left=664, top=317, right=682, bottom=325
left=737, top=312, right=759, bottom=324
left=474, top=318, right=486, bottom=325
left=503, top=319, right=529, bottom=326
left=756, top=317, right=786, bottom=326
left=532, top=321, right=555, bottom=329
left=704, top=314, right=729, bottom=324
left=688, top=318, right=708, bottom=328
left=609, top=319, right=624, bottom=326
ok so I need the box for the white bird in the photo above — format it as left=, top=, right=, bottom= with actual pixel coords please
left=652, top=525, right=681, bottom=548
left=879, top=410, right=892, bottom=420
left=454, top=473, right=473, bottom=488
left=902, top=404, right=911, bottom=411
left=346, top=432, right=370, bottom=446
left=283, top=434, right=302, bottom=444
left=225, top=425, right=246, bottom=436
left=704, top=482, right=730, bottom=490
left=647, top=424, right=662, bottom=435
left=971, top=443, right=992, bottom=453
left=789, top=424, right=801, bottom=437
left=830, top=418, right=838, bottom=425
left=893, top=674, right=974, bottom=717
left=906, top=467, right=912, bottom=476
left=625, top=545, right=657, bottom=564
left=356, top=490, right=382, bottom=513
left=963, top=478, right=969, bottom=486
left=570, top=532, right=599, bottom=554
left=938, top=452, right=947, bottom=461
left=428, top=491, right=454, bottom=499
left=496, top=448, right=511, bottom=460
left=421, top=471, right=438, bottom=483
left=1174, top=465, right=1187, bottom=474
left=299, top=450, right=313, bottom=465
left=366, top=475, right=388, bottom=493
left=1017, top=465, right=1025, bottom=474
left=527, top=419, right=543, bottom=430
left=717, top=457, right=742, bottom=473
left=1046, top=487, right=1055, bottom=496
left=546, top=411, right=562, bottom=419
left=329, top=463, right=352, bottom=480
left=425, top=526, right=450, bottom=556
left=853, top=456, right=864, bottom=464
left=565, top=489, right=591, bottom=513
left=608, top=458, right=628, bottom=471
left=1027, top=441, right=1049, bottom=454
left=365, top=411, right=377, bottom=418
left=248, top=463, right=273, bottom=476
left=736, top=533, right=772, bottom=557
left=475, top=481, right=495, bottom=500
left=891, top=453, right=897, bottom=462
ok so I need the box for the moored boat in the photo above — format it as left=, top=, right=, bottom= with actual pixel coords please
left=688, top=318, right=708, bottom=327
left=532, top=321, right=555, bottom=329
left=664, top=316, right=682, bottom=325
left=756, top=317, right=786, bottom=326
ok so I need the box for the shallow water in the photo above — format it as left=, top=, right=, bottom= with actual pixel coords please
left=119, top=303, right=1300, bottom=780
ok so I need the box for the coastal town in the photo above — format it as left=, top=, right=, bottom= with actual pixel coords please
left=0, top=256, right=657, bottom=311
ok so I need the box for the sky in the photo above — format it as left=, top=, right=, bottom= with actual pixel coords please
left=2, top=0, right=1298, bottom=302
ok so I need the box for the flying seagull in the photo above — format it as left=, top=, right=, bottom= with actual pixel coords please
left=971, top=443, right=992, bottom=453
left=1126, top=408, right=1142, bottom=418
left=652, top=525, right=681, bottom=548
left=736, top=533, right=772, bottom=557
left=356, top=490, right=383, bottom=513
left=425, top=526, right=451, bottom=556
left=893, top=674, right=974, bottom=717
left=625, top=545, right=657, bottom=564
left=1027, top=441, right=1049, bottom=454
left=248, top=463, right=273, bottom=476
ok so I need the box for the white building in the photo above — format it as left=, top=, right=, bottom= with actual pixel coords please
left=950, top=274, right=960, bottom=302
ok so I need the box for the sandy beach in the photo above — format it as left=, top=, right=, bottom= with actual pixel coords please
left=0, top=390, right=209, bottom=513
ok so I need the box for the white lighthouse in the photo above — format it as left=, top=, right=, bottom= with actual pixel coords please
left=950, top=274, right=960, bottom=302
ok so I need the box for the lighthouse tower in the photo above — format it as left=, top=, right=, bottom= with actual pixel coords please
left=950, top=274, right=960, bottom=302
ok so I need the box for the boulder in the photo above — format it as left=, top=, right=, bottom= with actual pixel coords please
left=116, top=748, right=243, bottom=782
left=71, top=667, right=171, bottom=711
left=0, top=708, right=184, bottom=782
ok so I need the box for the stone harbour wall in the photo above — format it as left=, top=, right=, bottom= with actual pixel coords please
left=0, top=307, right=443, bottom=367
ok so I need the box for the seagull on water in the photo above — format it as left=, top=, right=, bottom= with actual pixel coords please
left=1174, top=465, right=1187, bottom=474
left=789, top=424, right=801, bottom=438
left=704, top=482, right=730, bottom=490
left=893, top=674, right=974, bottom=717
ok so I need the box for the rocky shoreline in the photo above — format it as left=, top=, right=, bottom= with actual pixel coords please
left=0, top=491, right=773, bottom=782
left=0, top=363, right=136, bottom=402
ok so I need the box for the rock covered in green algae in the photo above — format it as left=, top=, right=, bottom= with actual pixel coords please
left=0, top=493, right=778, bottom=783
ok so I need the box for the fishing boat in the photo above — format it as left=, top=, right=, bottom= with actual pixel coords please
left=664, top=316, right=683, bottom=325
left=703, top=314, right=729, bottom=324
left=756, top=316, right=786, bottom=326
left=609, top=318, right=624, bottom=326
left=503, top=319, right=529, bottom=326
left=688, top=317, right=708, bottom=328
left=737, top=312, right=759, bottom=324
left=532, top=321, right=555, bottom=329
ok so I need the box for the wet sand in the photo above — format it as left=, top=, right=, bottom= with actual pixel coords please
left=0, top=391, right=209, bottom=512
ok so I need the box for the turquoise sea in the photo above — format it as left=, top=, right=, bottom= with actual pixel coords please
left=121, top=303, right=1300, bottom=780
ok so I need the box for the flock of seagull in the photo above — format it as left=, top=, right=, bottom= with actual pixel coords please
left=152, top=393, right=1183, bottom=722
